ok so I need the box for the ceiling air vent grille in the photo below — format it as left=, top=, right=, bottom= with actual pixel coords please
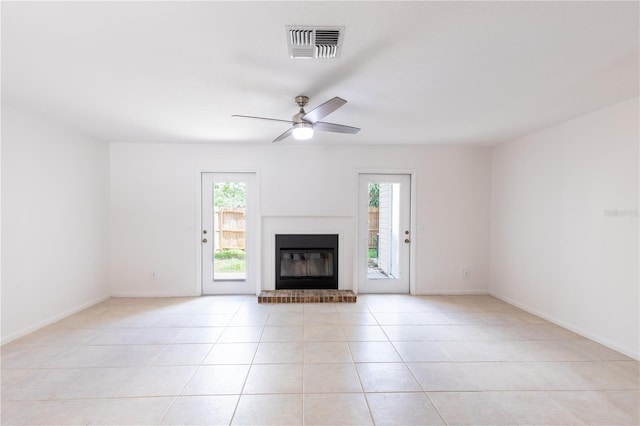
left=286, top=26, right=344, bottom=59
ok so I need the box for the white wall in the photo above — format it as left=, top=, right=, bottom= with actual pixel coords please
left=109, top=143, right=491, bottom=296
left=1, top=107, right=111, bottom=343
left=490, top=97, right=639, bottom=359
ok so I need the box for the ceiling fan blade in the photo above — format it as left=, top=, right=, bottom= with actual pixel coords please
left=232, top=115, right=294, bottom=124
left=301, top=97, right=347, bottom=123
left=314, top=121, right=361, bottom=134
left=272, top=128, right=293, bottom=143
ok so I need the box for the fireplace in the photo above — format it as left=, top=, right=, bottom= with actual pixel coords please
left=275, top=234, right=338, bottom=289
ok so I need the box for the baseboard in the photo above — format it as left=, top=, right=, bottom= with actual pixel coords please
left=490, top=290, right=640, bottom=361
left=415, top=289, right=489, bottom=296
left=110, top=292, right=201, bottom=298
left=1, top=294, right=111, bottom=346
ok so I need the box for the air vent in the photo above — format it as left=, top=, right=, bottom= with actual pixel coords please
left=286, top=26, right=344, bottom=59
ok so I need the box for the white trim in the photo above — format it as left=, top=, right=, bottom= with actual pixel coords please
left=0, top=294, right=110, bottom=345
left=490, top=290, right=640, bottom=361
left=110, top=292, right=200, bottom=298
left=197, top=169, right=261, bottom=296
left=194, top=167, right=203, bottom=296
left=408, top=170, right=417, bottom=296
left=356, top=170, right=416, bottom=295
left=417, top=290, right=489, bottom=295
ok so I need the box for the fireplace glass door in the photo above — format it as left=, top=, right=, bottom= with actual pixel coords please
left=275, top=234, right=338, bottom=289
left=281, top=251, right=334, bottom=278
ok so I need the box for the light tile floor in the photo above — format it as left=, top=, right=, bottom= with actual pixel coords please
left=1, top=294, right=638, bottom=425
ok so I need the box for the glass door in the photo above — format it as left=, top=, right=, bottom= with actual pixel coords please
left=201, top=172, right=257, bottom=294
left=358, top=174, right=411, bottom=293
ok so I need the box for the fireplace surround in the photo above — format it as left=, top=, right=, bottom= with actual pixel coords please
left=275, top=234, right=338, bottom=289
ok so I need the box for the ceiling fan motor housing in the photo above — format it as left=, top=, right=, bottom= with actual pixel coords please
left=295, top=96, right=309, bottom=107
left=293, top=96, right=310, bottom=123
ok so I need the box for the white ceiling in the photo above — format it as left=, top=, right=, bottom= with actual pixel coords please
left=2, top=1, right=638, bottom=145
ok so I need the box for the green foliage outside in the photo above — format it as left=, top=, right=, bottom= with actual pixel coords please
left=214, top=258, right=245, bottom=273
left=368, top=183, right=379, bottom=207
left=214, top=249, right=245, bottom=260
left=213, top=182, right=246, bottom=208
left=368, top=248, right=378, bottom=259
left=214, top=249, right=246, bottom=273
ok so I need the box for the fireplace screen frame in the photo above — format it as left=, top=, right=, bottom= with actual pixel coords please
left=275, top=234, right=338, bottom=290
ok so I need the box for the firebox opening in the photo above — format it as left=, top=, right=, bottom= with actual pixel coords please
left=275, top=234, right=338, bottom=290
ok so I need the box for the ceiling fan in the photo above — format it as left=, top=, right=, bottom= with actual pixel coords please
left=232, top=96, right=360, bottom=142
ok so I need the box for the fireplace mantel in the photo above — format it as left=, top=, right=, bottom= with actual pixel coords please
left=261, top=216, right=355, bottom=292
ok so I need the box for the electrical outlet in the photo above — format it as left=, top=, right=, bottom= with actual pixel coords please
left=150, top=272, right=157, bottom=280
left=462, top=268, right=471, bottom=279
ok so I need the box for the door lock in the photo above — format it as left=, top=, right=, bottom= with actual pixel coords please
left=202, top=238, right=208, bottom=243
left=404, top=239, right=410, bottom=243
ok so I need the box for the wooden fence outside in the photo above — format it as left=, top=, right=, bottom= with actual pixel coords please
left=368, top=207, right=379, bottom=249
left=215, top=208, right=246, bottom=251
left=214, top=207, right=380, bottom=251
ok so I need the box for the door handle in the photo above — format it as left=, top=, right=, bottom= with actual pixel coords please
left=202, top=238, right=208, bottom=243
left=404, top=239, right=410, bottom=243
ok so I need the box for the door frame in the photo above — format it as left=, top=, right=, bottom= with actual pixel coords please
left=355, top=169, right=417, bottom=295
left=197, top=170, right=261, bottom=295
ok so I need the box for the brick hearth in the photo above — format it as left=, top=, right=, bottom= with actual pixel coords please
left=258, top=289, right=356, bottom=304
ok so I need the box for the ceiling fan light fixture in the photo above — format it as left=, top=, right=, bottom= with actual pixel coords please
left=232, top=95, right=360, bottom=142
left=292, top=122, right=314, bottom=140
